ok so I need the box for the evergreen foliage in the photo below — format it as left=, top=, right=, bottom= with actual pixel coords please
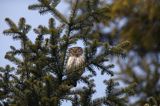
left=0, top=0, right=136, bottom=106
left=104, top=0, right=160, bottom=105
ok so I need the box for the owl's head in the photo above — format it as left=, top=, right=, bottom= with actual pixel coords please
left=68, top=47, right=83, bottom=57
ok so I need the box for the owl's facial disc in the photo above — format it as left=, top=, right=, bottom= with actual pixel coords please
left=69, top=47, right=83, bottom=57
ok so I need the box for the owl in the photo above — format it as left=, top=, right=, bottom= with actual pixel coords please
left=66, top=47, right=85, bottom=86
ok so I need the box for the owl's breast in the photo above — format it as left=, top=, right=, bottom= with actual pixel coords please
left=66, top=56, right=85, bottom=72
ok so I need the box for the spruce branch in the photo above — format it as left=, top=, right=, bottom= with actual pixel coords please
left=1, top=0, right=135, bottom=105
left=28, top=0, right=68, bottom=24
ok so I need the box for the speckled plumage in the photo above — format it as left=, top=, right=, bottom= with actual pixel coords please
left=66, top=47, right=85, bottom=71
left=66, top=47, right=85, bottom=86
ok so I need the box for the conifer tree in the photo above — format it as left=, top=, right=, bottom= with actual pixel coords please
left=0, top=0, right=136, bottom=106
left=103, top=0, right=160, bottom=105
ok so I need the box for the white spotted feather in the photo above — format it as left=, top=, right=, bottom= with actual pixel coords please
left=66, top=55, right=85, bottom=72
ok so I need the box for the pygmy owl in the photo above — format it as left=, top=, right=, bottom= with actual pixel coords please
left=66, top=47, right=85, bottom=86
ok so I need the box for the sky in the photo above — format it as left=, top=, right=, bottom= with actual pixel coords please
left=0, top=0, right=69, bottom=66
left=0, top=0, right=120, bottom=105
